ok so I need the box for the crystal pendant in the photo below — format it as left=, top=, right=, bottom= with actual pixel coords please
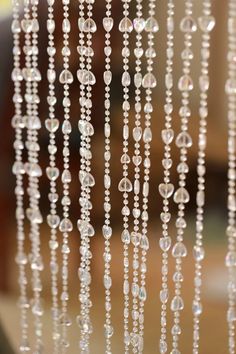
left=119, top=17, right=133, bottom=33
left=178, top=74, right=194, bottom=91
left=159, top=237, right=172, bottom=252
left=142, top=73, right=157, bottom=88
left=170, top=296, right=184, bottom=311
left=198, top=15, right=216, bottom=32
left=133, top=18, right=146, bottom=33
left=83, top=18, right=97, bottom=33
left=59, top=218, right=73, bottom=233
left=173, top=187, right=190, bottom=204
left=118, top=177, right=133, bottom=192
left=45, top=118, right=59, bottom=133
left=59, top=69, right=74, bottom=84
left=159, top=183, right=174, bottom=199
left=103, top=17, right=114, bottom=32
left=162, top=128, right=174, bottom=145
left=176, top=132, right=192, bottom=148
left=180, top=16, right=197, bottom=33
left=145, top=17, right=159, bottom=32
left=172, top=242, right=187, bottom=258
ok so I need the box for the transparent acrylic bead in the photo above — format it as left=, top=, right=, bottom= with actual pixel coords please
left=178, top=74, right=193, bottom=91
left=133, top=18, right=146, bottom=33
left=45, top=118, right=59, bottom=133
left=192, top=300, right=202, bottom=316
left=104, top=324, right=114, bottom=338
left=145, top=17, right=159, bottom=32
left=59, top=69, right=73, bottom=84
left=160, top=289, right=169, bottom=304
left=176, top=132, right=192, bottom=148
left=118, top=177, right=132, bottom=192
left=170, top=295, right=184, bottom=311
left=174, top=187, right=190, bottom=204
left=83, top=18, right=97, bottom=33
left=143, top=127, right=152, bottom=143
left=121, top=230, right=131, bottom=244
left=142, top=73, right=157, bottom=88
left=46, top=167, right=59, bottom=181
left=159, top=183, right=174, bottom=199
left=59, top=218, right=73, bottom=233
left=159, top=237, right=171, bottom=252
left=47, top=214, right=60, bottom=229
left=119, top=17, right=133, bottom=33
left=172, top=242, right=187, bottom=258
left=198, top=15, right=215, bottom=32
left=103, top=17, right=114, bottom=32
left=62, top=18, right=71, bottom=33
left=77, top=69, right=96, bottom=85
left=180, top=16, right=197, bottom=32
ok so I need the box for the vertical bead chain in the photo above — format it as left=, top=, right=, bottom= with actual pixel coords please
left=192, top=2, right=215, bottom=353
left=118, top=2, right=133, bottom=352
left=130, top=0, right=145, bottom=351
left=158, top=2, right=175, bottom=354
left=102, top=2, right=114, bottom=353
left=58, top=0, right=74, bottom=350
left=45, top=0, right=61, bottom=351
left=12, top=0, right=30, bottom=352
left=77, top=1, right=97, bottom=352
left=171, top=1, right=197, bottom=353
left=226, top=1, right=236, bottom=353
left=23, top=1, right=44, bottom=352
left=136, top=2, right=159, bottom=353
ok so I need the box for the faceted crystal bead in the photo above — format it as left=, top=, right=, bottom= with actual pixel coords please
left=192, top=300, right=202, bottom=316
left=76, top=316, right=93, bottom=333
left=146, top=47, right=156, bottom=59
left=159, top=183, right=174, bottom=199
left=104, top=324, right=114, bottom=338
left=46, top=167, right=59, bottom=181
left=165, top=73, right=173, bottom=89
left=143, top=127, right=152, bottom=143
left=118, top=177, right=132, bottom=192
left=77, top=69, right=96, bottom=85
left=199, top=75, right=210, bottom=92
left=176, top=132, right=192, bottom=148
left=139, top=286, right=147, bottom=301
left=162, top=158, right=172, bottom=169
left=142, top=73, right=157, bottom=88
left=145, top=17, right=159, bottom=32
left=12, top=19, right=21, bottom=33
left=104, top=275, right=112, bottom=289
left=62, top=18, right=71, bottom=33
left=80, top=172, right=95, bottom=187
left=226, top=251, right=236, bottom=267
left=140, top=235, right=149, bottom=250
left=181, top=48, right=194, bottom=60
left=47, top=19, right=55, bottom=33
left=134, top=47, right=144, bottom=58
left=61, top=170, right=71, bottom=183
left=122, top=72, right=131, bottom=86
left=104, top=70, right=112, bottom=85
left=102, top=225, right=112, bottom=239
left=119, top=17, right=133, bottom=33
left=62, top=120, right=72, bottom=134
left=198, top=15, right=215, bottom=32
left=121, top=230, right=131, bottom=244
left=59, top=69, right=74, bottom=84
left=161, top=129, right=174, bottom=145
left=133, top=155, right=142, bottom=166
left=170, top=296, right=184, bottom=311
left=177, top=162, right=189, bottom=174
left=159, top=340, right=167, bottom=354
left=193, top=245, right=205, bottom=261
left=133, top=18, right=146, bottom=33
left=103, top=17, right=114, bottom=32
left=47, top=215, right=60, bottom=229
left=172, top=242, right=187, bottom=258
left=12, top=161, right=25, bottom=175
left=133, top=127, right=142, bottom=141
left=134, top=73, right=142, bottom=88
left=160, top=289, right=169, bottom=304
left=131, top=232, right=141, bottom=246
left=25, top=163, right=42, bottom=177
left=180, top=16, right=197, bottom=33
left=196, top=190, right=205, bottom=207
left=21, top=19, right=33, bottom=33
left=178, top=74, right=193, bottom=91
left=83, top=18, right=97, bottom=33
left=159, top=237, right=171, bottom=252
left=45, top=118, right=59, bottom=133
left=12, top=68, right=23, bottom=82
left=59, top=218, right=73, bottom=233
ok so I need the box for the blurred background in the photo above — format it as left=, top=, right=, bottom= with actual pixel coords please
left=0, top=0, right=231, bottom=353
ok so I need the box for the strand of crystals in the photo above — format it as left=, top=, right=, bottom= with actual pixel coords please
left=129, top=0, right=145, bottom=350
left=192, top=2, right=215, bottom=353
left=102, top=0, right=114, bottom=351
left=118, top=0, right=133, bottom=352
left=58, top=0, right=74, bottom=351
left=45, top=0, right=61, bottom=351
left=22, top=1, right=44, bottom=352
left=11, top=1, right=30, bottom=352
left=77, top=0, right=97, bottom=351
left=158, top=1, right=175, bottom=353
left=170, top=1, right=197, bottom=352
left=136, top=1, right=159, bottom=351
left=225, top=1, right=236, bottom=353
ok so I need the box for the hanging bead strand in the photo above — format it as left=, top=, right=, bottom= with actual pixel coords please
left=129, top=0, right=145, bottom=351
left=77, top=0, right=97, bottom=351
left=158, top=1, right=175, bottom=354
left=58, top=0, right=74, bottom=350
left=135, top=1, right=159, bottom=353
left=22, top=1, right=44, bottom=351
left=118, top=0, right=133, bottom=352
left=171, top=1, right=197, bottom=352
left=45, top=0, right=61, bottom=351
left=12, top=0, right=30, bottom=352
left=192, top=2, right=215, bottom=353
left=226, top=1, right=236, bottom=354
left=102, top=0, right=114, bottom=351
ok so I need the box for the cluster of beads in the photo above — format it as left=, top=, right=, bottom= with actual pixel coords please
left=225, top=1, right=236, bottom=354
left=76, top=0, right=97, bottom=352
left=192, top=2, right=215, bottom=353
left=158, top=1, right=175, bottom=353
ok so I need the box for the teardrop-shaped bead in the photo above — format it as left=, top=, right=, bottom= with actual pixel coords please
left=159, top=237, right=172, bottom=252
left=59, top=69, right=74, bottom=84
left=171, top=296, right=184, bottom=311
left=162, top=129, right=174, bottom=145
left=119, top=17, right=133, bottom=33
left=145, top=17, right=159, bottom=32
left=173, top=187, right=190, bottom=204
left=175, top=132, right=192, bottom=148
left=78, top=120, right=94, bottom=136
left=160, top=289, right=169, bottom=304
left=172, top=242, right=187, bottom=258
left=83, top=18, right=97, bottom=33
left=180, top=16, right=197, bottom=33
left=80, top=172, right=95, bottom=187
left=103, top=17, right=114, bottom=32
left=193, top=245, right=205, bottom=262
left=121, top=230, right=131, bottom=244
left=118, top=177, right=133, bottom=192
left=159, top=183, right=174, bottom=199
left=178, top=74, right=193, bottom=91
left=122, top=72, right=131, bottom=86
left=133, top=127, right=142, bottom=141
left=104, top=70, right=112, bottom=85
left=143, top=127, right=152, bottom=143
left=142, top=73, right=157, bottom=88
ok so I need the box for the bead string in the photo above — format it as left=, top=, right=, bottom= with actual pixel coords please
left=158, top=1, right=175, bottom=354
left=11, top=0, right=30, bottom=351
left=102, top=0, right=114, bottom=352
left=192, top=2, right=215, bottom=353
left=45, top=0, right=61, bottom=351
left=226, top=1, right=236, bottom=353
left=171, top=1, right=197, bottom=352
